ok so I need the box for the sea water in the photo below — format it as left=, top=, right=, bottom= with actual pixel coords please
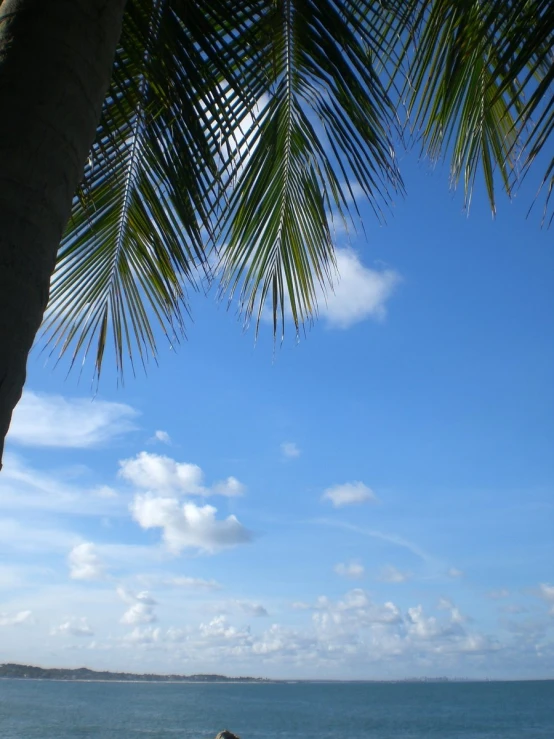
left=0, top=679, right=553, bottom=738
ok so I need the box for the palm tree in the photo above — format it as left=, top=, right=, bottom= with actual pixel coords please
left=0, top=0, right=552, bottom=467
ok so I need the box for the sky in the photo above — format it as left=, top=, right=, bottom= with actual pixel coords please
left=1, top=153, right=553, bottom=681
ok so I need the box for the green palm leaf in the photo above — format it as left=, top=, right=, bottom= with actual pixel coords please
left=217, top=0, right=404, bottom=335
left=396, top=0, right=553, bottom=215
left=42, top=0, right=261, bottom=377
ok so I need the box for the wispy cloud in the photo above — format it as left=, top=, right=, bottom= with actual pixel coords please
left=313, top=519, right=434, bottom=564
left=0, top=610, right=32, bottom=627
left=0, top=454, right=122, bottom=516
left=152, top=430, right=171, bottom=445
left=447, top=568, right=464, bottom=579
left=8, top=391, right=138, bottom=449
left=281, top=442, right=301, bottom=459
left=379, top=565, right=412, bottom=583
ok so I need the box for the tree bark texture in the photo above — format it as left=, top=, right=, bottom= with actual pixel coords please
left=0, top=0, right=127, bottom=467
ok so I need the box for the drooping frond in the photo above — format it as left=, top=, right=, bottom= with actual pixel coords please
left=396, top=0, right=554, bottom=216
left=42, top=0, right=261, bottom=377
left=217, top=0, right=404, bottom=335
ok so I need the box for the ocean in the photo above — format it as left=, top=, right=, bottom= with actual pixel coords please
left=0, top=679, right=553, bottom=738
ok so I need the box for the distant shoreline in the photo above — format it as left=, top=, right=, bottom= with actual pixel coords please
left=0, top=663, right=271, bottom=683
left=1, top=664, right=552, bottom=684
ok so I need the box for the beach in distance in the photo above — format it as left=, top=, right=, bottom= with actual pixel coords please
left=1, top=675, right=553, bottom=739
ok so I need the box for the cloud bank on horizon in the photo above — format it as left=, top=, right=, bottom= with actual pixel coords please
left=1, top=387, right=552, bottom=680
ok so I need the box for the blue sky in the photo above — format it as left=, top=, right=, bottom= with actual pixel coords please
left=1, top=154, right=553, bottom=680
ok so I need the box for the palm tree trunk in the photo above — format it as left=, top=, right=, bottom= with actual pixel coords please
left=0, top=0, right=127, bottom=468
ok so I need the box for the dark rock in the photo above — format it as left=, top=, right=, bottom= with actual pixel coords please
left=215, top=731, right=240, bottom=739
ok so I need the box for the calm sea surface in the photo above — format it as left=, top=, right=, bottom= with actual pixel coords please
left=0, top=679, right=553, bottom=738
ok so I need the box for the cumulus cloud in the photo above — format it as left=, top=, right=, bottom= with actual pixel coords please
left=119, top=452, right=204, bottom=494
left=379, top=565, right=411, bottom=583
left=8, top=391, right=138, bottom=448
left=130, top=495, right=252, bottom=554
left=406, top=605, right=461, bottom=641
left=281, top=442, right=301, bottom=459
left=118, top=588, right=157, bottom=625
left=311, top=590, right=403, bottom=636
left=322, top=482, right=377, bottom=508
left=200, top=615, right=251, bottom=642
left=334, top=561, right=365, bottom=579
left=68, top=543, right=105, bottom=581
left=52, top=617, right=94, bottom=637
left=0, top=610, right=32, bottom=627
left=119, top=452, right=245, bottom=498
left=318, top=250, right=400, bottom=328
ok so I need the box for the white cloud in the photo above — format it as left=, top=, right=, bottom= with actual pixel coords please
left=311, top=590, right=403, bottom=634
left=121, top=603, right=157, bottom=625
left=199, top=615, right=251, bottom=642
left=406, top=605, right=459, bottom=641
left=162, top=576, right=222, bottom=591
left=318, top=249, right=400, bottom=328
left=334, top=561, right=365, bottom=579
left=119, top=452, right=245, bottom=497
left=261, top=249, right=400, bottom=331
left=68, top=543, right=105, bottom=581
left=119, top=452, right=204, bottom=494
left=437, top=598, right=468, bottom=624
left=153, top=430, right=171, bottom=445
left=281, top=442, right=301, bottom=459
left=0, top=454, right=122, bottom=516
left=538, top=583, right=554, bottom=615
left=123, top=626, right=161, bottom=645
left=447, top=567, right=464, bottom=579
left=379, top=565, right=411, bottom=583
left=52, top=617, right=94, bottom=637
left=322, top=482, right=377, bottom=508
left=0, top=610, right=32, bottom=627
left=118, top=588, right=157, bottom=625
left=130, top=495, right=252, bottom=554
left=8, top=391, right=138, bottom=448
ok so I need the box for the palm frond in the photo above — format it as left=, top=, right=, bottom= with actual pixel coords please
left=217, top=0, right=404, bottom=336
left=42, top=0, right=261, bottom=377
left=395, top=0, right=553, bottom=217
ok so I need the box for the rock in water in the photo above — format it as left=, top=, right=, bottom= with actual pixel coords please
left=215, top=731, right=240, bottom=739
